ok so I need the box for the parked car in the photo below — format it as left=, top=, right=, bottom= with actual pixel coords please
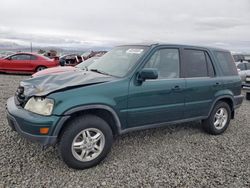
left=6, top=44, right=243, bottom=169
left=59, top=54, right=83, bottom=66
left=32, top=57, right=99, bottom=77
left=245, top=75, right=250, bottom=100
left=42, top=50, right=59, bottom=60
left=81, top=51, right=107, bottom=60
left=233, top=53, right=250, bottom=63
left=243, top=54, right=250, bottom=63
left=232, top=53, right=245, bottom=62
left=0, top=52, right=59, bottom=74
left=235, top=61, right=250, bottom=86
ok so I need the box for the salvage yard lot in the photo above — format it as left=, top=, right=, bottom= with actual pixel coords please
left=0, top=74, right=249, bottom=187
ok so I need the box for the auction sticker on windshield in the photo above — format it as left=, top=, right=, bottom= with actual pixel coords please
left=126, top=49, right=144, bottom=54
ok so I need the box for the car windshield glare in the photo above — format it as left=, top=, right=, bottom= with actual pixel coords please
left=87, top=46, right=149, bottom=77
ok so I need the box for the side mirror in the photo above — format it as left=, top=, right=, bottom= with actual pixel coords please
left=6, top=57, right=11, bottom=60
left=137, top=68, right=158, bottom=82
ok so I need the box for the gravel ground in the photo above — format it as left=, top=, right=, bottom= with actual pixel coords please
left=0, top=74, right=249, bottom=188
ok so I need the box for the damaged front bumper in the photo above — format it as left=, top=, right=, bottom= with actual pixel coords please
left=6, top=97, right=61, bottom=146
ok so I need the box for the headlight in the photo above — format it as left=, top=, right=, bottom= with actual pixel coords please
left=24, top=97, right=54, bottom=116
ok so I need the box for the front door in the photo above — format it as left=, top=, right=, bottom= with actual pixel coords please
left=127, top=48, right=185, bottom=128
left=4, top=54, right=31, bottom=72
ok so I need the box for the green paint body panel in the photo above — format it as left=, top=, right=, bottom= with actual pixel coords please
left=6, top=44, right=244, bottom=146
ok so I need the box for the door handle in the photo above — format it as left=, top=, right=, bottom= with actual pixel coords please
left=172, top=85, right=181, bottom=91
left=213, top=82, right=221, bottom=87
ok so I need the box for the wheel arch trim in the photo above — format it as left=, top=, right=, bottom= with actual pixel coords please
left=208, top=95, right=234, bottom=117
left=53, top=105, right=122, bottom=136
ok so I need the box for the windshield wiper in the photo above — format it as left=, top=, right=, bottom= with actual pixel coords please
left=89, top=69, right=111, bottom=76
left=83, top=66, right=88, bottom=71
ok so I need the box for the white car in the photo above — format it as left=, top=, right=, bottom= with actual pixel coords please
left=245, top=75, right=250, bottom=100
left=235, top=61, right=250, bottom=86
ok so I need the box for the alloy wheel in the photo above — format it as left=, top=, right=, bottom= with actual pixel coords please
left=71, top=128, right=105, bottom=162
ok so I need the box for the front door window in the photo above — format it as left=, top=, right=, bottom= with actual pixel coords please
left=144, top=48, right=180, bottom=79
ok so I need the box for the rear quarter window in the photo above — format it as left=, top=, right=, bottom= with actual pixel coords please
left=30, top=55, right=37, bottom=60
left=214, top=51, right=238, bottom=76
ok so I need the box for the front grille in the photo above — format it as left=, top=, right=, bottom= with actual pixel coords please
left=15, top=86, right=25, bottom=106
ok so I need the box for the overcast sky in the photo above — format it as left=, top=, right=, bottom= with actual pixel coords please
left=0, top=0, right=250, bottom=51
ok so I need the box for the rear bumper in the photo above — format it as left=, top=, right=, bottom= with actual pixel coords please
left=6, top=97, right=60, bottom=146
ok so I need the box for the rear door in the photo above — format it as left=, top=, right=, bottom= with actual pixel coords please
left=181, top=48, right=222, bottom=118
left=127, top=47, right=185, bottom=128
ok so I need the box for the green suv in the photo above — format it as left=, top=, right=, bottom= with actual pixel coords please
left=6, top=44, right=243, bottom=169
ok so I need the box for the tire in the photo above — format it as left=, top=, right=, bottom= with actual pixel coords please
left=59, top=114, right=113, bottom=169
left=246, top=92, right=250, bottom=100
left=36, top=66, right=46, bottom=72
left=203, top=101, right=231, bottom=135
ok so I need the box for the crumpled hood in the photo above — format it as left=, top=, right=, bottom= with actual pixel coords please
left=32, top=66, right=78, bottom=77
left=20, top=70, right=115, bottom=97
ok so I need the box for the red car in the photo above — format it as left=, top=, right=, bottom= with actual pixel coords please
left=32, top=57, right=99, bottom=77
left=0, top=52, right=59, bottom=74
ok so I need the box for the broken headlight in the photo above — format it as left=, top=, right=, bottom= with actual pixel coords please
left=24, top=97, right=54, bottom=116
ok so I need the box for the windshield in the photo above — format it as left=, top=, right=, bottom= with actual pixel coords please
left=75, top=57, right=98, bottom=69
left=87, top=46, right=149, bottom=77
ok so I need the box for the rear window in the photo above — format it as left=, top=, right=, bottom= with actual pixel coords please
left=214, top=51, right=238, bottom=76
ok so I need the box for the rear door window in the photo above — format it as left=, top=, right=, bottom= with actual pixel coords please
left=205, top=53, right=215, bottom=77
left=182, top=49, right=214, bottom=78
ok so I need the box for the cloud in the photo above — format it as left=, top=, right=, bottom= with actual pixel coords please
left=195, top=17, right=250, bottom=30
left=0, top=0, right=249, bottom=51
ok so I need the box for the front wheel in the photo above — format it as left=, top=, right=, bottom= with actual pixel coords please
left=203, top=102, right=231, bottom=135
left=59, top=115, right=113, bottom=169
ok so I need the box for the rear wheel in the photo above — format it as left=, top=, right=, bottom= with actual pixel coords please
left=59, top=115, right=113, bottom=169
left=203, top=101, right=231, bottom=135
left=36, top=66, right=46, bottom=72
